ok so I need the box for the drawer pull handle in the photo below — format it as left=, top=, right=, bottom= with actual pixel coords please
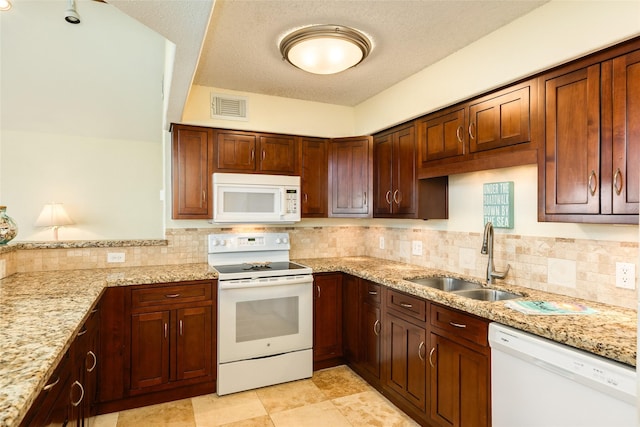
left=368, top=290, right=378, bottom=295
left=43, top=376, right=60, bottom=391
left=614, top=168, right=623, bottom=195
left=468, top=122, right=476, bottom=140
left=90, top=308, right=98, bottom=314
left=373, top=319, right=381, bottom=336
left=449, top=321, right=467, bottom=328
left=86, top=351, right=97, bottom=372
left=429, top=347, right=436, bottom=368
left=316, top=285, right=321, bottom=298
left=399, top=302, right=413, bottom=308
left=77, top=327, right=87, bottom=337
left=456, top=125, right=463, bottom=143
left=418, top=341, right=426, bottom=361
left=71, top=381, right=85, bottom=407
left=385, top=190, right=392, bottom=205
left=588, top=170, right=598, bottom=196
left=179, top=320, right=184, bottom=336
left=165, top=293, right=181, bottom=298
left=164, top=323, right=168, bottom=339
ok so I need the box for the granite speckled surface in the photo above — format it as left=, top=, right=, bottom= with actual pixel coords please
left=1, top=257, right=636, bottom=427
left=299, top=257, right=637, bottom=367
left=0, top=264, right=218, bottom=427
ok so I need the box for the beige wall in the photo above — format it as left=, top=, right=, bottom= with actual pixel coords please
left=181, top=86, right=355, bottom=138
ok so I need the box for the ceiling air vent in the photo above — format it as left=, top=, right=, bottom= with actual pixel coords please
left=210, top=93, right=248, bottom=121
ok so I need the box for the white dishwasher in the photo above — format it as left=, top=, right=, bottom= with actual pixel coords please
left=489, top=323, right=637, bottom=427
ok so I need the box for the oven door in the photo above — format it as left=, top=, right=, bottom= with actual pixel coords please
left=218, top=276, right=313, bottom=363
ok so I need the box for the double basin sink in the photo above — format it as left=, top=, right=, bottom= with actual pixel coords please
left=407, top=277, right=521, bottom=302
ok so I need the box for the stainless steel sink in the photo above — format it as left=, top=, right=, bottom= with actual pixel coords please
left=452, top=288, right=521, bottom=301
left=408, top=277, right=483, bottom=292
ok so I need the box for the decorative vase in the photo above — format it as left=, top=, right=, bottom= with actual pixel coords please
left=0, top=206, right=18, bottom=245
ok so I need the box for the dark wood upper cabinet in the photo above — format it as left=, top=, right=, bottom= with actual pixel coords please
left=374, top=124, right=417, bottom=218
left=329, top=136, right=373, bottom=217
left=539, top=40, right=640, bottom=224
left=213, top=130, right=297, bottom=174
left=258, top=135, right=297, bottom=174
left=417, top=108, right=466, bottom=163
left=417, top=79, right=538, bottom=179
left=214, top=130, right=257, bottom=171
left=468, top=86, right=531, bottom=153
left=171, top=124, right=213, bottom=219
left=611, top=50, right=640, bottom=215
left=300, top=137, right=328, bottom=217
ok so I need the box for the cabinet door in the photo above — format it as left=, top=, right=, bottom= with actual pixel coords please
left=215, top=131, right=257, bottom=171
left=171, top=125, right=213, bottom=219
left=313, top=274, right=343, bottom=363
left=611, top=50, right=640, bottom=214
left=130, top=310, right=170, bottom=390
left=384, top=314, right=426, bottom=411
left=258, top=135, right=297, bottom=174
left=329, top=137, right=372, bottom=216
left=374, top=133, right=393, bottom=215
left=341, top=274, right=360, bottom=364
left=419, top=108, right=466, bottom=163
left=469, top=86, right=531, bottom=153
left=393, top=125, right=416, bottom=215
left=543, top=65, right=601, bottom=215
left=361, top=301, right=381, bottom=379
left=301, top=137, right=328, bottom=217
left=176, top=306, right=213, bottom=381
left=429, top=333, right=490, bottom=427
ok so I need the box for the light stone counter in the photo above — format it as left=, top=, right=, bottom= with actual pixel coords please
left=1, top=257, right=636, bottom=427
left=0, top=264, right=217, bottom=427
left=298, top=256, right=637, bottom=368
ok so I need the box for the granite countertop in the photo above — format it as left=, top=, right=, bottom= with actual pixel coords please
left=0, top=257, right=636, bottom=427
left=0, top=264, right=218, bottom=427
left=299, top=257, right=637, bottom=368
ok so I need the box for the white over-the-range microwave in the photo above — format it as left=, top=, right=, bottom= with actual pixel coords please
left=212, top=173, right=301, bottom=223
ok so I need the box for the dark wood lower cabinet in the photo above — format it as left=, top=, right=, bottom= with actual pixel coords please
left=97, top=281, right=217, bottom=414
left=313, top=273, right=344, bottom=370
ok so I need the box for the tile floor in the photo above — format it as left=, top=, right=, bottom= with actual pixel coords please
left=94, top=365, right=420, bottom=427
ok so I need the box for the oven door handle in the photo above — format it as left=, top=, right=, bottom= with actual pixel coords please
left=219, top=275, right=314, bottom=289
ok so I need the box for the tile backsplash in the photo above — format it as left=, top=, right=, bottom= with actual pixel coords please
left=1, top=226, right=637, bottom=309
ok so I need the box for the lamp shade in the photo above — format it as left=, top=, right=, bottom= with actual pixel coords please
left=280, top=25, right=372, bottom=75
left=35, top=203, right=74, bottom=227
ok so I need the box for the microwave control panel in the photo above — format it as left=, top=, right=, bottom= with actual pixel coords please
left=285, top=188, right=298, bottom=214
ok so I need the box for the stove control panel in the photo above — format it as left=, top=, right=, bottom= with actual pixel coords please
left=208, top=232, right=291, bottom=254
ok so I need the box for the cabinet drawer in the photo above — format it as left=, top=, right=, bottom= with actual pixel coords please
left=430, top=304, right=488, bottom=347
left=362, top=281, right=381, bottom=305
left=386, top=289, right=426, bottom=322
left=131, top=282, right=212, bottom=308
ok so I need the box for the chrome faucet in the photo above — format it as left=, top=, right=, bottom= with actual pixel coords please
left=481, top=222, right=510, bottom=285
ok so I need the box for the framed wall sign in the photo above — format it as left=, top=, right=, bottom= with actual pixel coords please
left=483, top=181, right=514, bottom=229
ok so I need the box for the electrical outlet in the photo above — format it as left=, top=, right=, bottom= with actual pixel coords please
left=107, top=252, right=126, bottom=263
left=412, top=240, right=423, bottom=256
left=616, top=262, right=636, bottom=289
left=379, top=236, right=385, bottom=249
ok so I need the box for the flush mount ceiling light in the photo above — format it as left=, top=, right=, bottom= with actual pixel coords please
left=279, top=25, right=372, bottom=75
left=0, top=0, right=12, bottom=12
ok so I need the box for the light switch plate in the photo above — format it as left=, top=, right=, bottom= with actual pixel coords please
left=616, top=262, right=636, bottom=289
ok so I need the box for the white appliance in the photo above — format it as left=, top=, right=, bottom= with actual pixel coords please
left=209, top=232, right=313, bottom=396
left=212, top=173, right=301, bottom=223
left=489, top=323, right=637, bottom=427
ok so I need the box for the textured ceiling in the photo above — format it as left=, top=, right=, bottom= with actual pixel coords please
left=193, top=0, right=549, bottom=106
